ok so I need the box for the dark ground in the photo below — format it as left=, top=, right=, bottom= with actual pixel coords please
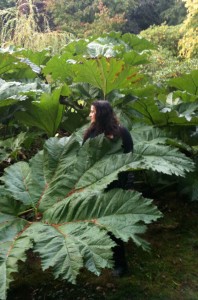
left=7, top=195, right=198, bottom=300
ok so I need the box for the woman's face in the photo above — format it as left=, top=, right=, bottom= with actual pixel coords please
left=89, top=105, right=96, bottom=123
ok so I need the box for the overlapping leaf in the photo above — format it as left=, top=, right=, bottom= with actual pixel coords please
left=127, top=85, right=198, bottom=126
left=73, top=57, right=142, bottom=98
left=0, top=52, right=39, bottom=79
left=157, top=92, right=198, bottom=123
left=132, top=125, right=194, bottom=176
left=0, top=211, right=31, bottom=300
left=168, top=70, right=198, bottom=95
left=0, top=79, right=50, bottom=106
left=0, top=133, right=165, bottom=299
left=15, top=88, right=65, bottom=137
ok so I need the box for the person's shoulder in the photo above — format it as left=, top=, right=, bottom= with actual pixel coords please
left=83, top=126, right=96, bottom=144
left=119, top=125, right=131, bottom=136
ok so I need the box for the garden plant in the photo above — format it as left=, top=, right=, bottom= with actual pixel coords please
left=0, top=32, right=197, bottom=300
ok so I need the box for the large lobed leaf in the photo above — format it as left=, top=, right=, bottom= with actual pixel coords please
left=132, top=125, right=194, bottom=176
left=0, top=52, right=39, bottom=80
left=73, top=57, right=142, bottom=98
left=15, top=88, right=66, bottom=137
left=0, top=79, right=49, bottom=106
left=43, top=188, right=159, bottom=248
left=168, top=70, right=198, bottom=96
left=0, top=132, right=195, bottom=299
left=0, top=210, right=31, bottom=300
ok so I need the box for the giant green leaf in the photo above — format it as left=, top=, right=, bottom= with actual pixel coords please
left=73, top=57, right=143, bottom=98
left=43, top=188, right=159, bottom=250
left=86, top=36, right=149, bottom=66
left=131, top=125, right=194, bottom=176
left=0, top=133, right=160, bottom=299
left=0, top=79, right=49, bottom=107
left=42, top=52, right=76, bottom=82
left=0, top=131, right=195, bottom=299
left=0, top=53, right=20, bottom=76
left=122, top=33, right=156, bottom=51
left=0, top=52, right=38, bottom=79
left=0, top=213, right=31, bottom=300
left=17, top=48, right=50, bottom=68
left=15, top=88, right=66, bottom=137
left=168, top=70, right=198, bottom=95
left=29, top=222, right=114, bottom=283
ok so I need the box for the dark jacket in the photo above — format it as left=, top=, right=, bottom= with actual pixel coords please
left=83, top=125, right=134, bottom=190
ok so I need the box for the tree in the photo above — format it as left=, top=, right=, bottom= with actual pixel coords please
left=159, top=0, right=187, bottom=25
left=178, top=0, right=198, bottom=58
left=82, top=1, right=126, bottom=37
left=45, top=0, right=98, bottom=34
left=0, top=0, right=15, bottom=10
left=26, top=0, right=187, bottom=37
left=0, top=0, right=49, bottom=45
left=122, top=0, right=186, bottom=34
left=0, top=0, right=73, bottom=52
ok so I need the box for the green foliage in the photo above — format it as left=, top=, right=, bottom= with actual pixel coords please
left=0, top=0, right=48, bottom=43
left=139, top=23, right=198, bottom=83
left=140, top=48, right=198, bottom=84
left=0, top=134, right=168, bottom=299
left=45, top=0, right=98, bottom=35
left=15, top=87, right=66, bottom=137
left=179, top=0, right=198, bottom=58
left=122, top=0, right=186, bottom=34
left=140, top=9, right=198, bottom=79
left=158, top=0, right=187, bottom=25
left=168, top=70, right=198, bottom=95
left=44, top=0, right=186, bottom=36
left=124, top=70, right=198, bottom=127
left=45, top=0, right=131, bottom=37
left=0, top=0, right=15, bottom=10
left=0, top=0, right=74, bottom=52
left=140, top=24, right=182, bottom=56
left=0, top=132, right=26, bottom=162
left=82, top=1, right=126, bottom=37
left=0, top=30, right=197, bottom=299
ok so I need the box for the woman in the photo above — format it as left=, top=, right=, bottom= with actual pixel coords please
left=83, top=100, right=134, bottom=276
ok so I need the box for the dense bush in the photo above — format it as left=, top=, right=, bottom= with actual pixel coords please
left=140, top=24, right=182, bottom=56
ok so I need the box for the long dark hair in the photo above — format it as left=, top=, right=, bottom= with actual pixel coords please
left=83, top=100, right=120, bottom=142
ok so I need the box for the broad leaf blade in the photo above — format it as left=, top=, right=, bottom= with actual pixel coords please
left=1, top=162, right=33, bottom=206
left=0, top=213, right=31, bottom=300
left=168, top=70, right=198, bottom=95
left=30, top=222, right=114, bottom=283
left=73, top=57, right=142, bottom=97
left=134, top=143, right=194, bottom=176
left=15, top=88, right=65, bottom=137
left=43, top=189, right=161, bottom=250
